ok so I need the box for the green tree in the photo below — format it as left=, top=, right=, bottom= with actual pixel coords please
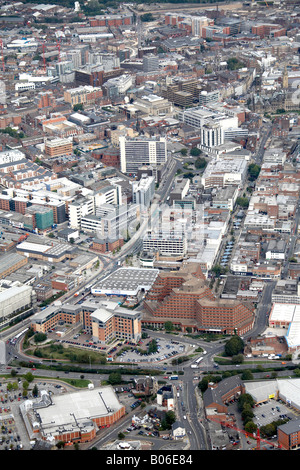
left=34, top=332, right=47, bottom=343
left=294, top=368, right=300, bottom=377
left=180, top=148, right=188, bottom=156
left=198, top=375, right=221, bottom=393
left=237, top=393, right=255, bottom=412
left=140, top=13, right=155, bottom=22
left=33, top=348, right=43, bottom=358
left=24, top=372, right=34, bottom=383
left=56, top=441, right=65, bottom=449
left=236, top=197, right=249, bottom=208
left=10, top=369, right=17, bottom=378
left=161, top=410, right=176, bottom=430
left=83, top=0, right=103, bottom=15
left=244, top=421, right=257, bottom=434
left=225, top=336, right=244, bottom=357
left=211, top=264, right=228, bottom=277
left=183, top=172, right=195, bottom=180
left=190, top=147, right=201, bottom=157
left=241, top=403, right=254, bottom=423
left=198, top=376, right=210, bottom=393
left=248, top=163, right=261, bottom=181
left=148, top=339, right=158, bottom=354
left=164, top=321, right=174, bottom=332
left=231, top=353, right=244, bottom=364
left=227, top=57, right=245, bottom=70
left=73, top=103, right=84, bottom=112
left=32, top=384, right=39, bottom=397
left=194, top=157, right=207, bottom=169
left=108, top=371, right=122, bottom=385
left=241, top=370, right=254, bottom=381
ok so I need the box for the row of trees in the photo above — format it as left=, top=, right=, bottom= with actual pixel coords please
left=6, top=370, right=35, bottom=398
left=0, top=127, right=25, bottom=140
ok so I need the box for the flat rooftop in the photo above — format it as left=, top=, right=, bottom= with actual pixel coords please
left=92, top=267, right=159, bottom=296
left=27, top=386, right=123, bottom=438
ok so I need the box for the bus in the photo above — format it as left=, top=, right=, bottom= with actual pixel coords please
left=10, top=328, right=29, bottom=345
left=195, top=357, right=203, bottom=364
left=170, top=375, right=178, bottom=380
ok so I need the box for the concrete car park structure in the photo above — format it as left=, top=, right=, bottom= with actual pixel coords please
left=91, top=267, right=159, bottom=297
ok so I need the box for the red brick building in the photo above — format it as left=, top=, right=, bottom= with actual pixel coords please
left=91, top=237, right=124, bottom=253
left=203, top=376, right=246, bottom=416
left=143, top=263, right=254, bottom=335
left=278, top=419, right=300, bottom=450
left=91, top=148, right=120, bottom=168
left=89, top=14, right=132, bottom=27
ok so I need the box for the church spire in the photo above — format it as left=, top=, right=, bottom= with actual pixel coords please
left=282, top=65, right=288, bottom=90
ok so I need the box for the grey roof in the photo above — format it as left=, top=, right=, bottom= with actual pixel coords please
left=278, top=418, right=300, bottom=435
left=172, top=421, right=184, bottom=431
left=93, top=267, right=159, bottom=295
left=0, top=252, right=26, bottom=275
left=203, top=375, right=244, bottom=407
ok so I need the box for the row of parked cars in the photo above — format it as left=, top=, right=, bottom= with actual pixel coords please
left=131, top=399, right=142, bottom=410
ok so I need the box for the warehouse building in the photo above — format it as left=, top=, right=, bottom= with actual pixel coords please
left=0, top=252, right=28, bottom=279
left=268, top=303, right=300, bottom=357
left=16, top=240, right=75, bottom=262
left=20, top=386, right=125, bottom=445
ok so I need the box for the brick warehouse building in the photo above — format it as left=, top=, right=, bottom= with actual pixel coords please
left=143, top=262, right=255, bottom=335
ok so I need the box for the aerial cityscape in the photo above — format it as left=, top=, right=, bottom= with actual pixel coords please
left=0, top=0, right=300, bottom=455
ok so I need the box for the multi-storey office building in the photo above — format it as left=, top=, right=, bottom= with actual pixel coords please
left=178, top=105, right=238, bottom=132
left=132, top=175, right=155, bottom=208
left=103, top=74, right=133, bottom=98
left=143, top=54, right=159, bottom=73
left=82, top=203, right=139, bottom=240
left=68, top=197, right=95, bottom=230
left=0, top=283, right=35, bottom=322
left=142, top=235, right=187, bottom=257
left=201, top=157, right=248, bottom=189
left=31, top=299, right=141, bottom=344
left=201, top=122, right=224, bottom=149
left=119, top=136, right=168, bottom=174
left=199, top=90, right=220, bottom=106
left=44, top=138, right=73, bottom=157
left=63, top=85, right=103, bottom=106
